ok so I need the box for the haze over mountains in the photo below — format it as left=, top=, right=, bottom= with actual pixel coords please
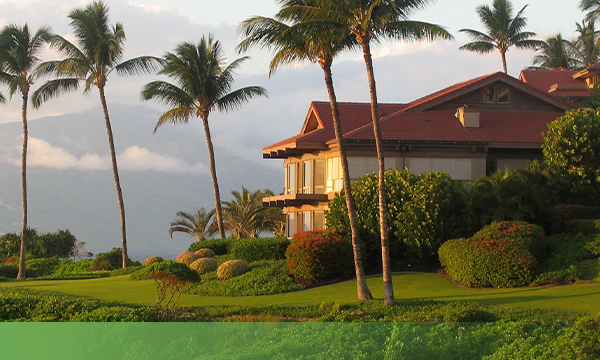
left=0, top=104, right=281, bottom=260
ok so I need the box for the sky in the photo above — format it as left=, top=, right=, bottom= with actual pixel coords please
left=0, top=0, right=589, bottom=169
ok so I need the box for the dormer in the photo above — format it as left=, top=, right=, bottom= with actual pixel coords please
left=455, top=106, right=480, bottom=128
left=300, top=107, right=324, bottom=134
left=573, top=63, right=600, bottom=88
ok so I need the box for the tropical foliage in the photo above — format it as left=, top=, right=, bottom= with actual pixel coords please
left=0, top=228, right=80, bottom=260
left=542, top=108, right=600, bottom=204
left=141, top=36, right=267, bottom=240
left=528, top=34, right=579, bottom=70
left=222, top=187, right=284, bottom=238
left=32, top=1, right=163, bottom=268
left=459, top=0, right=542, bottom=73
left=169, top=207, right=217, bottom=241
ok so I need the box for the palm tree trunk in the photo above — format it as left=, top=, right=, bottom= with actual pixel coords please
left=320, top=60, right=373, bottom=301
left=501, top=51, right=508, bottom=73
left=17, top=92, right=28, bottom=280
left=98, top=85, right=128, bottom=268
left=361, top=40, right=395, bottom=305
left=201, top=115, right=226, bottom=239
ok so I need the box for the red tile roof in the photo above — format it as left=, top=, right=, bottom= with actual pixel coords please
left=264, top=72, right=574, bottom=155
left=520, top=69, right=590, bottom=98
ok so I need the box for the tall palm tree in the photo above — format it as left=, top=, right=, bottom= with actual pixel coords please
left=277, top=0, right=452, bottom=305
left=528, top=34, right=578, bottom=70
left=238, top=11, right=373, bottom=300
left=169, top=208, right=217, bottom=241
left=459, top=0, right=543, bottom=73
left=0, top=24, right=52, bottom=279
left=32, top=1, right=163, bottom=268
left=141, top=36, right=267, bottom=240
left=581, top=0, right=600, bottom=21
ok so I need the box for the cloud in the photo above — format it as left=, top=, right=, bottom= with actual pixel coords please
left=1, top=137, right=206, bottom=174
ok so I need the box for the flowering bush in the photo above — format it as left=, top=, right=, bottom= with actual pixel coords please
left=439, top=222, right=544, bottom=287
left=285, top=230, right=353, bottom=286
left=189, top=257, right=218, bottom=274
left=216, top=259, right=248, bottom=280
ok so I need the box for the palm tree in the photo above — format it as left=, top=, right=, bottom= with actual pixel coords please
left=529, top=34, right=578, bottom=70
left=277, top=0, right=452, bottom=305
left=0, top=24, right=52, bottom=279
left=571, top=19, right=600, bottom=68
left=581, top=0, right=600, bottom=21
left=238, top=11, right=373, bottom=300
left=459, top=0, right=543, bottom=74
left=32, top=1, right=163, bottom=268
left=141, top=36, right=267, bottom=240
left=222, top=187, right=285, bottom=239
left=169, top=208, right=217, bottom=241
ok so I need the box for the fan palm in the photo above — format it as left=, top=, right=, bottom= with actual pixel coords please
left=141, top=36, right=267, bottom=240
left=31, top=1, right=164, bottom=268
left=276, top=0, right=452, bottom=305
left=459, top=0, right=543, bottom=74
left=0, top=24, right=52, bottom=279
left=529, top=34, right=578, bottom=70
left=238, top=10, right=373, bottom=300
left=169, top=208, right=217, bottom=241
left=221, top=187, right=275, bottom=238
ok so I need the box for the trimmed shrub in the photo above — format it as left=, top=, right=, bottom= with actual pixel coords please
left=189, top=257, right=218, bottom=274
left=194, top=249, right=216, bottom=258
left=188, top=239, right=229, bottom=255
left=110, top=265, right=144, bottom=277
left=53, top=259, right=94, bottom=275
left=146, top=260, right=200, bottom=283
left=70, top=306, right=159, bottom=322
left=532, top=265, right=580, bottom=286
left=217, top=260, right=248, bottom=280
left=94, top=248, right=138, bottom=270
left=439, top=222, right=544, bottom=288
left=285, top=230, right=354, bottom=285
left=142, top=256, right=164, bottom=266
left=228, top=237, right=290, bottom=262
left=175, top=251, right=202, bottom=265
left=562, top=313, right=600, bottom=358
left=0, top=264, right=36, bottom=278
left=26, top=257, right=62, bottom=277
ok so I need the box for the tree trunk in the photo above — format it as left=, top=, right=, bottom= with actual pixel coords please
left=98, top=85, right=128, bottom=268
left=321, top=60, right=373, bottom=301
left=361, top=40, right=395, bottom=305
left=201, top=115, right=226, bottom=239
left=501, top=51, right=508, bottom=74
left=17, top=92, right=28, bottom=280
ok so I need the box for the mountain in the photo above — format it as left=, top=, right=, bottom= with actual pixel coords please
left=0, top=104, right=282, bottom=260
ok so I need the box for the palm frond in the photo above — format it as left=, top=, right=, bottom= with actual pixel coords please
left=115, top=56, right=165, bottom=76
left=31, top=78, right=80, bottom=108
left=217, top=86, right=268, bottom=113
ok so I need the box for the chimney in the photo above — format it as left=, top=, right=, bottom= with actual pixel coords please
left=455, top=106, right=479, bottom=128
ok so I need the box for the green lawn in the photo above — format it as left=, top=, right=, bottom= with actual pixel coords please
left=2, top=272, right=600, bottom=314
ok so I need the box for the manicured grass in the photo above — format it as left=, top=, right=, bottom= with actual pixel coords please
left=2, top=272, right=599, bottom=314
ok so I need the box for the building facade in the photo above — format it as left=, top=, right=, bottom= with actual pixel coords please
left=263, top=72, right=575, bottom=237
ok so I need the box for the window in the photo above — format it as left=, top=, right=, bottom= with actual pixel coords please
left=286, top=164, right=296, bottom=194
left=314, top=160, right=325, bottom=194
left=302, top=161, right=312, bottom=194
left=483, top=85, right=495, bottom=103
left=326, top=157, right=343, bottom=192
left=302, top=212, right=311, bottom=232
left=498, top=85, right=509, bottom=103
left=287, top=213, right=295, bottom=238
left=314, top=211, right=325, bottom=231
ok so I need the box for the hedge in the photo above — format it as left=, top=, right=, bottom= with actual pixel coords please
left=188, top=239, right=230, bottom=255
left=439, top=222, right=544, bottom=288
left=228, top=237, right=290, bottom=262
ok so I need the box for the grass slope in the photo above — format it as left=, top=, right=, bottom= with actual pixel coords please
left=2, top=272, right=600, bottom=314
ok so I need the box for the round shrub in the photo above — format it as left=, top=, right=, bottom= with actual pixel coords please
left=216, top=259, right=248, bottom=280
left=142, top=256, right=164, bottom=266
left=146, top=260, right=200, bottom=283
left=439, top=221, right=544, bottom=288
left=194, top=248, right=216, bottom=258
left=285, top=230, right=354, bottom=285
left=175, top=251, right=202, bottom=265
left=189, top=257, right=218, bottom=274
